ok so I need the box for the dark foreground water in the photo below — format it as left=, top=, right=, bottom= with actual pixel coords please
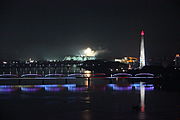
left=0, top=80, right=179, bottom=120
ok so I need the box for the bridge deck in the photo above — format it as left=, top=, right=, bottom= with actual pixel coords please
left=0, top=76, right=159, bottom=85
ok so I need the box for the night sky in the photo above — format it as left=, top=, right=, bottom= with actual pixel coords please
left=0, top=0, right=179, bottom=60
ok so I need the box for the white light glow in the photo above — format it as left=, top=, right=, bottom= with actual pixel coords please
left=3, top=61, right=7, bottom=64
left=84, top=70, right=91, bottom=77
left=140, top=82, right=145, bottom=112
left=83, top=48, right=97, bottom=56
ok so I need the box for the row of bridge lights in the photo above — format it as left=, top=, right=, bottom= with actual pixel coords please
left=1, top=67, right=86, bottom=75
left=1, top=62, right=79, bottom=68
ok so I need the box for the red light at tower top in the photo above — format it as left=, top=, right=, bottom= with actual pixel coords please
left=141, top=30, right=144, bottom=36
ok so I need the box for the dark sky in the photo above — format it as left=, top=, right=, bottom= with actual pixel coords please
left=0, top=0, right=179, bottom=60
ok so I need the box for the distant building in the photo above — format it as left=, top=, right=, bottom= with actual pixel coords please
left=82, top=59, right=129, bottom=73
left=25, top=58, right=37, bottom=64
left=63, top=47, right=97, bottom=61
left=115, top=57, right=138, bottom=69
left=174, top=54, right=180, bottom=67
left=63, top=56, right=96, bottom=61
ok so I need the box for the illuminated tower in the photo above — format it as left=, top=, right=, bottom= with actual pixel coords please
left=139, top=30, right=146, bottom=69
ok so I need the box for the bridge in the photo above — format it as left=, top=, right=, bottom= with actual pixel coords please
left=0, top=73, right=160, bottom=85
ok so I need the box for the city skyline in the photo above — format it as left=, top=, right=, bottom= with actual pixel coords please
left=0, top=0, right=179, bottom=60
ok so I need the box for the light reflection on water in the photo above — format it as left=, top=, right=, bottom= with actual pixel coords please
left=0, top=83, right=154, bottom=93
left=21, top=87, right=42, bottom=92
left=108, top=83, right=154, bottom=91
left=138, top=112, right=146, bottom=120
left=0, top=79, right=153, bottom=120
left=0, top=81, right=178, bottom=120
left=81, top=110, right=91, bottom=120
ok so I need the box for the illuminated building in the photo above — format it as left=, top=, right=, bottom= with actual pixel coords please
left=63, top=47, right=96, bottom=61
left=115, top=57, right=138, bottom=64
left=115, top=57, right=138, bottom=69
left=25, top=58, right=36, bottom=64
left=115, top=30, right=146, bottom=69
left=139, top=30, right=146, bottom=69
left=63, top=56, right=95, bottom=61
left=174, top=54, right=180, bottom=67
